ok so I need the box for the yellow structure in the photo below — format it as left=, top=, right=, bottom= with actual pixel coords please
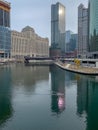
left=74, top=59, right=81, bottom=66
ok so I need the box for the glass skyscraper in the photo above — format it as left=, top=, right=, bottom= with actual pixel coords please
left=51, top=2, right=65, bottom=54
left=0, top=0, right=11, bottom=58
left=89, top=0, right=98, bottom=58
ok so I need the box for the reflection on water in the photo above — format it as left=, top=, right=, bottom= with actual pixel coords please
left=0, top=64, right=98, bottom=130
left=0, top=67, right=13, bottom=126
left=11, top=64, right=49, bottom=84
left=50, top=65, right=65, bottom=114
left=0, top=64, right=49, bottom=128
left=77, top=75, right=98, bottom=130
left=11, top=64, right=49, bottom=93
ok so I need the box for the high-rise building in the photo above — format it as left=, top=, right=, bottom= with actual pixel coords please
left=65, top=30, right=77, bottom=57
left=51, top=2, right=65, bottom=55
left=78, top=4, right=88, bottom=58
left=70, top=34, right=78, bottom=52
left=0, top=0, right=11, bottom=58
left=65, top=30, right=73, bottom=52
left=89, top=0, right=98, bottom=58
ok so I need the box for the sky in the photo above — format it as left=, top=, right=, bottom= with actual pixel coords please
left=7, top=0, right=88, bottom=43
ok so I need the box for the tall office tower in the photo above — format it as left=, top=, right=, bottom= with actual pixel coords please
left=70, top=34, right=78, bottom=52
left=65, top=30, right=73, bottom=52
left=89, top=0, right=98, bottom=58
left=0, top=0, right=11, bottom=58
left=78, top=4, right=88, bottom=58
left=51, top=2, right=65, bottom=55
left=65, top=30, right=77, bottom=58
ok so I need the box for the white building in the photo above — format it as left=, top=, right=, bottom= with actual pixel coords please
left=78, top=4, right=88, bottom=58
left=11, top=26, right=49, bottom=59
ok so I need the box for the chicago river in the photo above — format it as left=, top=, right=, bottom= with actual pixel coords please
left=0, top=64, right=98, bottom=130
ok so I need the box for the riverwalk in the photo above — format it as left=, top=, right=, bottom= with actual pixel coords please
left=55, top=61, right=98, bottom=75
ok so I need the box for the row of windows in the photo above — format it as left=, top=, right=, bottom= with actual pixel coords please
left=11, top=37, right=49, bottom=56
left=0, top=27, right=11, bottom=53
left=89, top=0, right=98, bottom=52
left=0, top=9, right=10, bottom=27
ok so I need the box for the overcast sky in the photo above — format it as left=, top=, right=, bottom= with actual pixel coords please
left=7, top=0, right=88, bottom=43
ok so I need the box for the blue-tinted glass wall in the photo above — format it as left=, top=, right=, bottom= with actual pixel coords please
left=89, top=0, right=98, bottom=57
left=0, top=27, right=11, bottom=57
left=51, top=2, right=65, bottom=53
left=0, top=9, right=10, bottom=27
left=0, top=1, right=11, bottom=58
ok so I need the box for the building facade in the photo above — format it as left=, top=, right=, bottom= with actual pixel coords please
left=70, top=34, right=77, bottom=52
left=51, top=2, right=65, bottom=55
left=65, top=30, right=77, bottom=57
left=0, top=0, right=11, bottom=58
left=65, top=30, right=73, bottom=52
left=11, top=26, right=49, bottom=59
left=89, top=0, right=98, bottom=58
left=78, top=4, right=88, bottom=58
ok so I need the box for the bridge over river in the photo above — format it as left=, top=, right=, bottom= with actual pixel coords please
left=24, top=57, right=54, bottom=65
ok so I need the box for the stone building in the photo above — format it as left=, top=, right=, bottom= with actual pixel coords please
left=11, top=26, right=49, bottom=59
left=78, top=4, right=88, bottom=58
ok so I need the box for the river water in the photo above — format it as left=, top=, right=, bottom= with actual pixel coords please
left=0, top=64, right=98, bottom=130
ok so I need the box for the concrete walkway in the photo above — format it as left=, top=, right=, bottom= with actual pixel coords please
left=55, top=62, right=98, bottom=75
